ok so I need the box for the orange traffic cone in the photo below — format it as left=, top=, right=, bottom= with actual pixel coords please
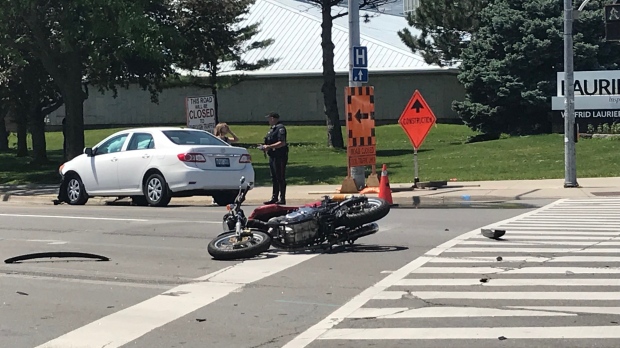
left=378, top=164, right=394, bottom=205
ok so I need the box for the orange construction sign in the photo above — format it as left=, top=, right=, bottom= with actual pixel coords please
left=345, top=86, right=376, bottom=168
left=398, top=90, right=436, bottom=149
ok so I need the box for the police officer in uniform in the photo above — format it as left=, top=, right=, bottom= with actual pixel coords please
left=260, top=112, right=289, bottom=205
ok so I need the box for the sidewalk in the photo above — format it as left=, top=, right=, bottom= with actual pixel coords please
left=2, top=177, right=620, bottom=208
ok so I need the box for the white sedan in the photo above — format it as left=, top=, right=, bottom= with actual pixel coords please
left=58, top=127, right=255, bottom=207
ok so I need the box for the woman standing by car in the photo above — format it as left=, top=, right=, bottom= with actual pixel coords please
left=213, top=123, right=239, bottom=144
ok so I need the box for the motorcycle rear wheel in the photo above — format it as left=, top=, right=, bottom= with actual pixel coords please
left=208, top=230, right=272, bottom=260
left=338, top=198, right=390, bottom=228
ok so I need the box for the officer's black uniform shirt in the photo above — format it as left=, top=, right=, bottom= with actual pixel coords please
left=264, top=122, right=288, bottom=157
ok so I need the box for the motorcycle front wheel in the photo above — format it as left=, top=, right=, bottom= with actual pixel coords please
left=207, top=230, right=272, bottom=260
left=338, top=197, right=391, bottom=228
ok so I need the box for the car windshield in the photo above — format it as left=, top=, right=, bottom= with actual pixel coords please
left=163, top=130, right=228, bottom=146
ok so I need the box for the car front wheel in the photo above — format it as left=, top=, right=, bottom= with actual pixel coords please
left=144, top=173, right=172, bottom=207
left=66, top=175, right=89, bottom=205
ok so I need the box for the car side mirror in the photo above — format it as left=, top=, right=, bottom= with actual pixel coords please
left=84, top=147, right=94, bottom=157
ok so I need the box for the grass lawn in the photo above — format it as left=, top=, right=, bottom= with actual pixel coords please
left=1, top=124, right=619, bottom=186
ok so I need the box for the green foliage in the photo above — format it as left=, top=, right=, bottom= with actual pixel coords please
left=174, top=0, right=276, bottom=84
left=398, top=0, right=488, bottom=67
left=587, top=122, right=620, bottom=134
left=453, top=0, right=620, bottom=136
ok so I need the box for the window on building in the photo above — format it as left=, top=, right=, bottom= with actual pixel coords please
left=404, top=0, right=420, bottom=14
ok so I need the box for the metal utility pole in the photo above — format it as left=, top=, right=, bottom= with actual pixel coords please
left=348, top=0, right=365, bottom=189
left=564, top=0, right=578, bottom=187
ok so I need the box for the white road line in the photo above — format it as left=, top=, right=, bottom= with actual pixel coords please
left=427, top=256, right=551, bottom=263
left=470, top=235, right=615, bottom=240
left=395, top=278, right=620, bottom=286
left=427, top=256, right=620, bottom=263
left=36, top=253, right=317, bottom=348
left=317, top=326, right=620, bottom=340
left=373, top=291, right=620, bottom=300
left=460, top=240, right=620, bottom=246
left=280, top=199, right=564, bottom=348
left=410, top=267, right=620, bottom=274
left=0, top=213, right=148, bottom=222
left=500, top=225, right=620, bottom=231
left=509, top=306, right=620, bottom=315
left=492, top=231, right=620, bottom=235
left=443, top=247, right=620, bottom=253
left=348, top=307, right=576, bottom=318
left=1, top=273, right=171, bottom=290
left=505, top=222, right=620, bottom=226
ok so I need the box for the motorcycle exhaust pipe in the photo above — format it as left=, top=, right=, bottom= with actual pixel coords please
left=350, top=222, right=379, bottom=239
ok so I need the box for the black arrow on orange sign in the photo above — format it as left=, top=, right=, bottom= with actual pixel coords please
left=411, top=99, right=424, bottom=113
left=354, top=110, right=362, bottom=123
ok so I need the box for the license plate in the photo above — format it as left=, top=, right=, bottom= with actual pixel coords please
left=215, top=157, right=230, bottom=167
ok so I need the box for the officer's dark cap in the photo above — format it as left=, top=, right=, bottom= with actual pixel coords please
left=265, top=112, right=280, bottom=119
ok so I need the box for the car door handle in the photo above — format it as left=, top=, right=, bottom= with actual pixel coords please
left=111, top=158, right=118, bottom=162
left=142, top=154, right=150, bottom=159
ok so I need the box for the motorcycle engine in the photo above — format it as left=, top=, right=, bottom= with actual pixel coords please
left=268, top=207, right=318, bottom=244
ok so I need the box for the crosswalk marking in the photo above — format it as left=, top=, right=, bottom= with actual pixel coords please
left=318, top=327, right=620, bottom=340
left=395, top=278, right=620, bottom=286
left=373, top=291, right=620, bottom=300
left=284, top=197, right=620, bottom=347
left=347, top=307, right=575, bottom=318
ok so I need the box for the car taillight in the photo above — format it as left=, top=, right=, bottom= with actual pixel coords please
left=239, top=154, right=251, bottom=163
left=177, top=153, right=206, bottom=163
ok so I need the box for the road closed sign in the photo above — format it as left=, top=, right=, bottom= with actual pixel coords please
left=185, top=96, right=215, bottom=133
left=398, top=90, right=436, bottom=149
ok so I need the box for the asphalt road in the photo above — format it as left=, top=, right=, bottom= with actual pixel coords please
left=0, top=202, right=531, bottom=348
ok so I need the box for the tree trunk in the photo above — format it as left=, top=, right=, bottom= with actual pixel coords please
left=15, top=107, right=28, bottom=157
left=321, top=2, right=344, bottom=149
left=62, top=86, right=86, bottom=160
left=0, top=107, right=8, bottom=151
left=29, top=110, right=48, bottom=164
left=34, top=47, right=86, bottom=161
left=210, top=66, right=219, bottom=125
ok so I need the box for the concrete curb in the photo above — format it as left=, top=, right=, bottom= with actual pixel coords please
left=1, top=191, right=539, bottom=209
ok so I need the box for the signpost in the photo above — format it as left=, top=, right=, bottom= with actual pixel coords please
left=185, top=96, right=216, bottom=133
left=398, top=90, right=436, bottom=185
left=341, top=86, right=378, bottom=193
left=346, top=86, right=376, bottom=164
left=352, top=46, right=368, bottom=83
left=347, top=0, right=367, bottom=191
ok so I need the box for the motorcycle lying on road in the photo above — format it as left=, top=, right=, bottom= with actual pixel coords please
left=207, top=177, right=391, bottom=260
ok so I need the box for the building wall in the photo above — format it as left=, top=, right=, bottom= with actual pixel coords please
left=46, top=70, right=465, bottom=127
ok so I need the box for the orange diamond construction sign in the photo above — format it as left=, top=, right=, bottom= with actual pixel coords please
left=398, top=90, right=436, bottom=149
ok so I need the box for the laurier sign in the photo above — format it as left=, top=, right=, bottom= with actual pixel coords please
left=551, top=70, right=620, bottom=120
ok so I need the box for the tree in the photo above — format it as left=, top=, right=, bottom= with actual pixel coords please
left=174, top=0, right=276, bottom=123
left=17, top=58, right=63, bottom=164
left=452, top=0, right=620, bottom=136
left=306, top=0, right=393, bottom=148
left=0, top=0, right=182, bottom=160
left=0, top=11, right=62, bottom=161
left=397, top=0, right=488, bottom=67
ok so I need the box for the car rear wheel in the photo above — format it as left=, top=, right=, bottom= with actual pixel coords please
left=66, top=175, right=89, bottom=205
left=212, top=190, right=238, bottom=206
left=144, top=173, right=171, bottom=207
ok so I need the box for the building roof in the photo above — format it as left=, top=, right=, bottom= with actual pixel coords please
left=210, top=0, right=444, bottom=76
